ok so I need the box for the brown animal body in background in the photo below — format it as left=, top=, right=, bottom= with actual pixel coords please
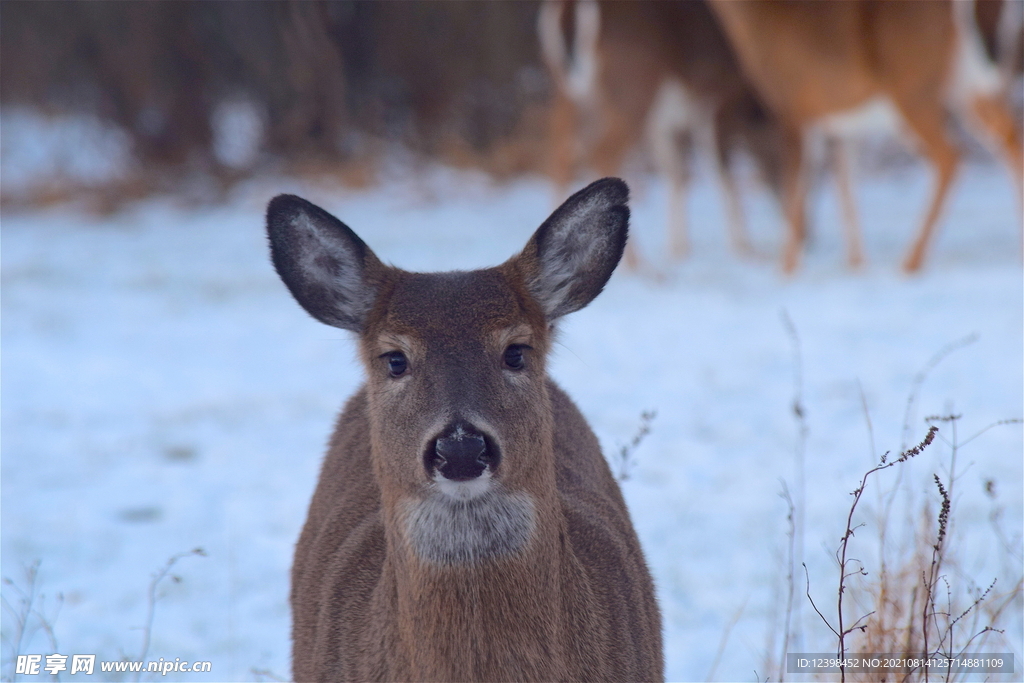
left=710, top=0, right=1024, bottom=273
left=538, top=0, right=790, bottom=267
left=266, top=178, right=663, bottom=682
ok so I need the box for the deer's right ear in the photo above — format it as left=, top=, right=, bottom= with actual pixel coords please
left=514, top=177, right=629, bottom=320
left=266, top=194, right=383, bottom=332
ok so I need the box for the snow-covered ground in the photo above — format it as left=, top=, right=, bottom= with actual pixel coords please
left=2, top=158, right=1022, bottom=682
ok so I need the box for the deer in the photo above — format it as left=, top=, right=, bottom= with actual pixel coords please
left=538, top=0, right=798, bottom=269
left=709, top=0, right=1024, bottom=273
left=265, top=178, right=663, bottom=682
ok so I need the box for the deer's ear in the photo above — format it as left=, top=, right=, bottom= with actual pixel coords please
left=266, top=195, right=383, bottom=332
left=514, top=178, right=629, bottom=320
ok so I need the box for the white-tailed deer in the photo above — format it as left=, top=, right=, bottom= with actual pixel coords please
left=538, top=0, right=792, bottom=267
left=710, top=0, right=1024, bottom=273
left=266, top=178, right=663, bottom=682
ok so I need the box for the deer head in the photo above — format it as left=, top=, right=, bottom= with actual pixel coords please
left=266, top=178, right=628, bottom=565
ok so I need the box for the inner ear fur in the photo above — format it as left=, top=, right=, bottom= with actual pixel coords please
left=514, top=178, right=629, bottom=320
left=266, top=194, right=385, bottom=332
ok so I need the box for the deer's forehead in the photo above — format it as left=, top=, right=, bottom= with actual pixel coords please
left=375, top=269, right=536, bottom=341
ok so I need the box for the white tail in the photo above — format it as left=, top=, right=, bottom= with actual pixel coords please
left=710, top=0, right=1024, bottom=272
left=266, top=178, right=663, bottom=682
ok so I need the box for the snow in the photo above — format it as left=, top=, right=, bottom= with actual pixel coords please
left=2, top=158, right=1021, bottom=682
left=210, top=99, right=266, bottom=171
left=0, top=109, right=133, bottom=195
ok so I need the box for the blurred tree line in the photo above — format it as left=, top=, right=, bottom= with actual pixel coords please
left=1, top=1, right=552, bottom=187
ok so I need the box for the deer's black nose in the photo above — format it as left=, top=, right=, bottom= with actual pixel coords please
left=428, top=423, right=495, bottom=481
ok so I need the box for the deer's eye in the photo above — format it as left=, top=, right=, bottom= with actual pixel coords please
left=503, top=344, right=527, bottom=371
left=385, top=352, right=408, bottom=378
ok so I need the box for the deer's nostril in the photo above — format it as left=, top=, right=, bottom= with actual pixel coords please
left=436, top=434, right=486, bottom=462
left=426, top=425, right=498, bottom=481
left=435, top=435, right=487, bottom=481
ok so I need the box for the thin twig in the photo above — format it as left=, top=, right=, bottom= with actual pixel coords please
left=778, top=481, right=796, bottom=683
left=956, top=418, right=1022, bottom=450
left=781, top=310, right=807, bottom=651
left=922, top=472, right=951, bottom=682
left=803, top=563, right=839, bottom=639
left=1, top=561, right=44, bottom=683
left=615, top=410, right=656, bottom=482
left=705, top=597, right=747, bottom=682
left=945, top=579, right=995, bottom=654
left=901, top=334, right=977, bottom=452
left=32, top=592, right=63, bottom=682
left=133, top=548, right=206, bottom=683
left=857, top=380, right=876, bottom=465
left=838, top=427, right=937, bottom=680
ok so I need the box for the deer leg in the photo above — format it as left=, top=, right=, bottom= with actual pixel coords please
left=721, top=167, right=751, bottom=256
left=894, top=100, right=961, bottom=273
left=779, top=128, right=808, bottom=274
left=967, top=92, right=1024, bottom=246
left=830, top=137, right=864, bottom=269
left=621, top=231, right=643, bottom=271
left=666, top=166, right=689, bottom=259
left=594, top=109, right=644, bottom=269
left=549, top=90, right=650, bottom=273
left=662, top=129, right=693, bottom=260
left=644, top=79, right=698, bottom=262
left=713, top=124, right=753, bottom=257
left=647, top=121, right=689, bottom=259
left=547, top=91, right=579, bottom=204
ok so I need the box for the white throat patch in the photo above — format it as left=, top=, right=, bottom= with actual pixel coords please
left=403, top=489, right=536, bottom=565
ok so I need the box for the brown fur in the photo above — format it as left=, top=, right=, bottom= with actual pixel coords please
left=270, top=180, right=663, bottom=682
left=710, top=0, right=1024, bottom=272
left=539, top=0, right=790, bottom=264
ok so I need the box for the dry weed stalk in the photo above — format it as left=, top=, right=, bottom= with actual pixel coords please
left=782, top=334, right=1019, bottom=683
left=130, top=547, right=206, bottom=683
left=250, top=667, right=287, bottom=682
left=615, top=410, right=656, bottom=482
left=900, top=335, right=977, bottom=453
left=1, top=562, right=63, bottom=683
left=781, top=311, right=808, bottom=678
left=802, top=427, right=939, bottom=681
left=838, top=414, right=1021, bottom=683
left=705, top=598, right=748, bottom=682
left=777, top=481, right=797, bottom=683
left=1, top=549, right=212, bottom=683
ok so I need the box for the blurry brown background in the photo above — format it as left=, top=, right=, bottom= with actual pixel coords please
left=1, top=1, right=552, bottom=201
left=1, top=0, right=1020, bottom=221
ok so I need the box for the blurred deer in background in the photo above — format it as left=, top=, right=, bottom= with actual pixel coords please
left=974, top=0, right=1024, bottom=88
left=710, top=0, right=1024, bottom=273
left=266, top=178, right=663, bottom=682
left=538, top=0, right=793, bottom=269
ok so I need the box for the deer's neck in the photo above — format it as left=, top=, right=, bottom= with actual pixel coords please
left=381, top=487, right=569, bottom=680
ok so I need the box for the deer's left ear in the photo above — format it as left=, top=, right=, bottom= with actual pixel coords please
left=266, top=194, right=385, bottom=332
left=512, top=178, right=629, bottom=320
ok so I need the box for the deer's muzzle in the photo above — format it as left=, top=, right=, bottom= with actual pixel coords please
left=427, top=422, right=499, bottom=482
